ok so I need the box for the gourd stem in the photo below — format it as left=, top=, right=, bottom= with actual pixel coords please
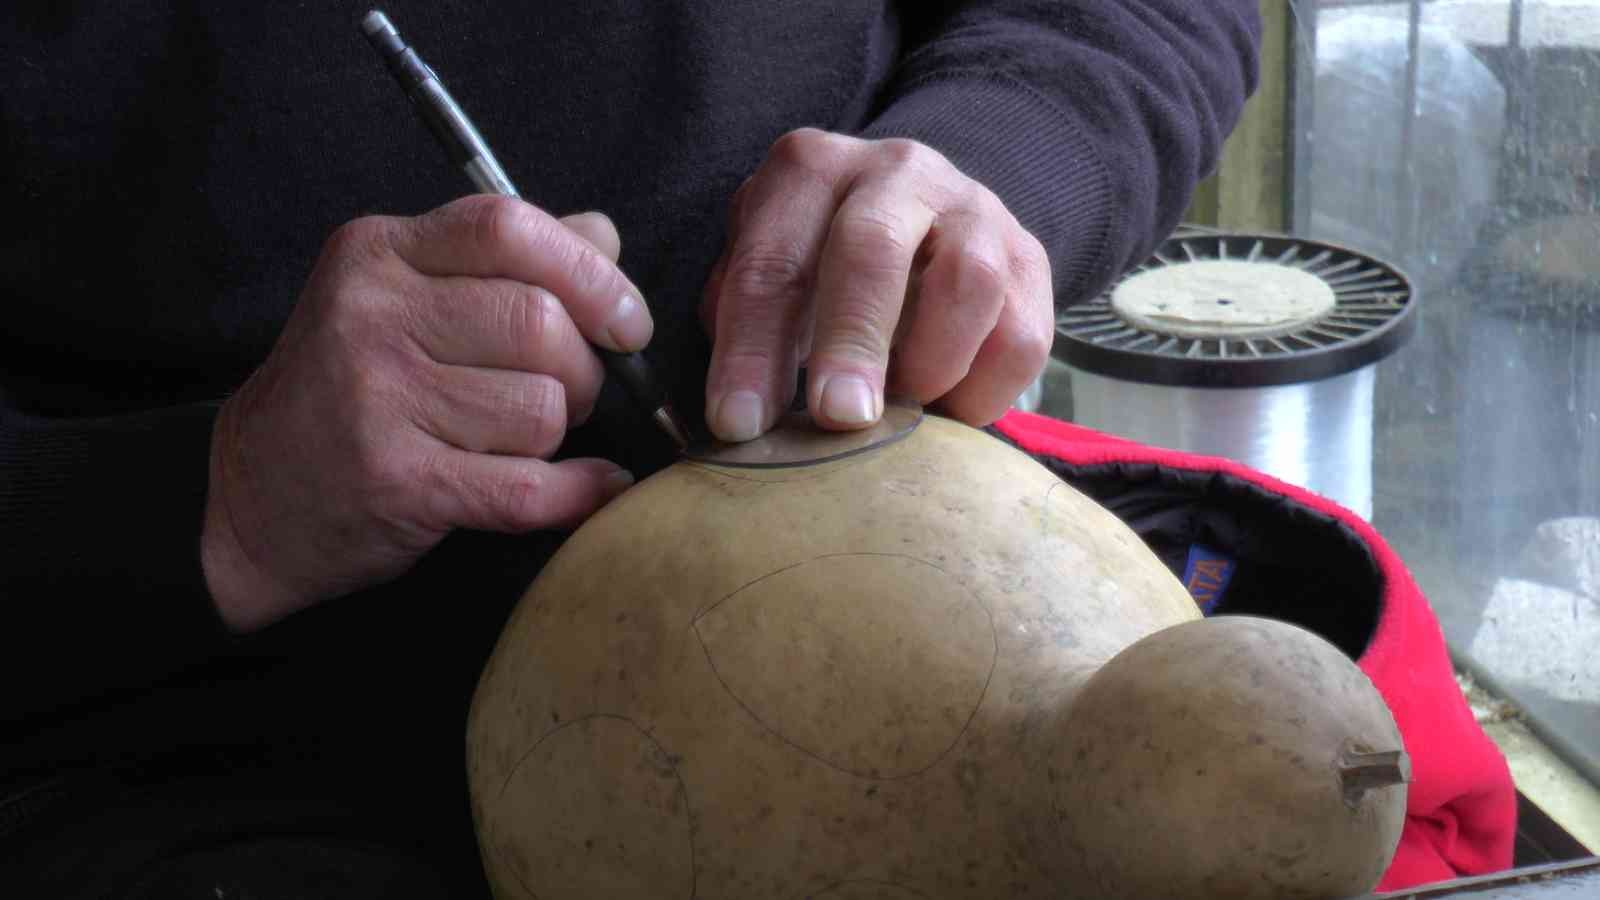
left=1339, top=746, right=1411, bottom=806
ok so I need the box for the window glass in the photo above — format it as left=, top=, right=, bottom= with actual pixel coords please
left=1303, top=0, right=1600, bottom=777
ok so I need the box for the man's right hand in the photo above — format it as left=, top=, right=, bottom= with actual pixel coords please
left=201, top=195, right=650, bottom=633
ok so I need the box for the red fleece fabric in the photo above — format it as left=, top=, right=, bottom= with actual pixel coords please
left=993, top=410, right=1516, bottom=890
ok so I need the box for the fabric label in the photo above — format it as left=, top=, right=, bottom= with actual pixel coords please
left=1182, top=544, right=1236, bottom=615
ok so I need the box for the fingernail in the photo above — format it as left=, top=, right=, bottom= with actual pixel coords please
left=711, top=390, right=766, bottom=442
left=604, top=468, right=636, bottom=497
left=818, top=374, right=878, bottom=426
left=605, top=293, right=653, bottom=351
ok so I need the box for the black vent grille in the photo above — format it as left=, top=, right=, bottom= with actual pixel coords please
left=1054, top=234, right=1416, bottom=388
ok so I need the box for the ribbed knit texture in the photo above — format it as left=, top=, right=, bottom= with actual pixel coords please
left=862, top=1, right=1260, bottom=304
left=0, top=401, right=228, bottom=724
left=863, top=73, right=1119, bottom=306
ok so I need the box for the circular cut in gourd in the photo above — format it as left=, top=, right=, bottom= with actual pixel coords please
left=466, top=411, right=1406, bottom=898
left=1056, top=615, right=1409, bottom=900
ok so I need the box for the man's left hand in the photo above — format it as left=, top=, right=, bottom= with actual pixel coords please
left=701, top=128, right=1054, bottom=442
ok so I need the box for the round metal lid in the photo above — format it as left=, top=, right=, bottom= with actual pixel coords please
left=683, top=396, right=923, bottom=468
left=1054, top=233, right=1417, bottom=388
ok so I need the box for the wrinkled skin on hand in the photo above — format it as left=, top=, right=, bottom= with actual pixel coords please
left=203, top=130, right=1054, bottom=632
left=202, top=197, right=645, bottom=632
left=702, top=128, right=1054, bottom=442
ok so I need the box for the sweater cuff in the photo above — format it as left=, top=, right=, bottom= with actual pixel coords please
left=859, top=71, right=1119, bottom=308
left=1, top=400, right=230, bottom=719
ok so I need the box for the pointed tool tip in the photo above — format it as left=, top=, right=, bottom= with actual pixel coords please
left=654, top=407, right=693, bottom=454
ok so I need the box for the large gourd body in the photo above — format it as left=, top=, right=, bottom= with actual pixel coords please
left=466, top=414, right=1404, bottom=898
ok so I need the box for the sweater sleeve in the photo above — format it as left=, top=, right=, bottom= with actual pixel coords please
left=863, top=0, right=1261, bottom=307
left=0, top=398, right=233, bottom=727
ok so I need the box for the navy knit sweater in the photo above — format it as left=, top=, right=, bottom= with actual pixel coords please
left=1, top=1, right=1257, bottom=894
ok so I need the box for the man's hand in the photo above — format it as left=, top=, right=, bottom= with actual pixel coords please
left=701, top=128, right=1054, bottom=441
left=202, top=196, right=649, bottom=633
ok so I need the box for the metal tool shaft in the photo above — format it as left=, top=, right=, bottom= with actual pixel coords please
left=361, top=9, right=691, bottom=452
